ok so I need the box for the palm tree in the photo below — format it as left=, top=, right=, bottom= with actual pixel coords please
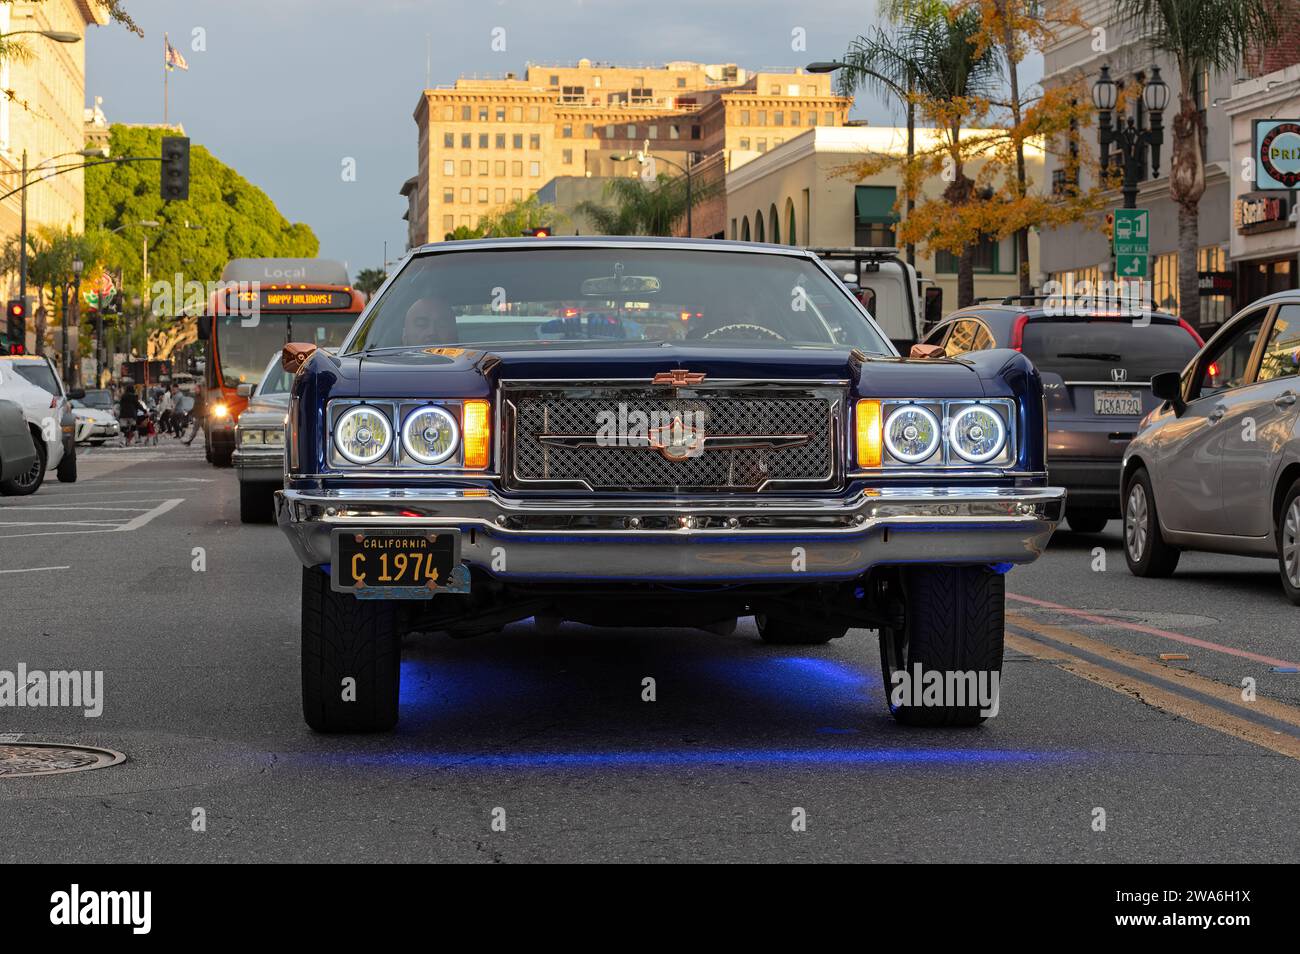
left=840, top=2, right=1001, bottom=306
left=835, top=0, right=949, bottom=267
left=1116, top=0, right=1280, bottom=327
left=577, top=172, right=718, bottom=237
left=354, top=267, right=387, bottom=296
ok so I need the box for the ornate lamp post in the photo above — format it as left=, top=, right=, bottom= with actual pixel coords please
left=1092, top=64, right=1170, bottom=209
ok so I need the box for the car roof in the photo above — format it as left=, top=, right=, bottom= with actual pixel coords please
left=943, top=303, right=1182, bottom=322
left=410, top=235, right=823, bottom=259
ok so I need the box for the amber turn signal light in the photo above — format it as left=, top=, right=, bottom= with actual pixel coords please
left=462, top=399, right=491, bottom=469
left=856, top=399, right=882, bottom=468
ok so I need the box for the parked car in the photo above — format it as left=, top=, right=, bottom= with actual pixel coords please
left=70, top=397, right=122, bottom=445
left=274, top=237, right=1063, bottom=732
left=233, top=353, right=292, bottom=523
left=1123, top=291, right=1300, bottom=603
left=0, top=397, right=38, bottom=490
left=922, top=301, right=1204, bottom=532
left=0, top=354, right=79, bottom=494
left=79, top=388, right=116, bottom=414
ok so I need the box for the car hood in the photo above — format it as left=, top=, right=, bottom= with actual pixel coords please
left=238, top=395, right=289, bottom=427
left=344, top=344, right=985, bottom=399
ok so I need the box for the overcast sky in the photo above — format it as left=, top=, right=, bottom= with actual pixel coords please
left=86, top=0, right=1040, bottom=278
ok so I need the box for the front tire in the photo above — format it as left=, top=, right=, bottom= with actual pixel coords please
left=1123, top=468, right=1180, bottom=577
left=755, top=614, right=847, bottom=645
left=56, top=444, right=77, bottom=483
left=239, top=481, right=275, bottom=523
left=0, top=438, right=46, bottom=496
left=301, top=566, right=400, bottom=732
left=1277, top=479, right=1300, bottom=606
left=878, top=565, right=1004, bottom=727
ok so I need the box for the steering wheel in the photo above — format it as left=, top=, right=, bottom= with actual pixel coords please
left=701, top=323, right=786, bottom=342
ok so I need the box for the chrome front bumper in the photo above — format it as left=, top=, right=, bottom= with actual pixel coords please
left=276, top=485, right=1065, bottom=583
left=234, top=448, right=284, bottom=482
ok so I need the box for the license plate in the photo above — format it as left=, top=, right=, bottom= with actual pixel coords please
left=1093, top=389, right=1142, bottom=416
left=333, top=530, right=458, bottom=593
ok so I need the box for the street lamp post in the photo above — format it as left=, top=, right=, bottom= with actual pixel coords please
left=67, top=257, right=83, bottom=385
left=1092, top=64, right=1170, bottom=210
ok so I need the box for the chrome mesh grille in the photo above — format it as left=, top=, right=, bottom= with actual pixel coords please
left=507, top=386, right=838, bottom=491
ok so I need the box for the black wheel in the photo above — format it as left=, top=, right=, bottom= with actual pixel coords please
left=755, top=614, right=848, bottom=645
left=238, top=481, right=275, bottom=523
left=1277, top=479, right=1300, bottom=606
left=56, top=444, right=77, bottom=483
left=0, top=437, right=46, bottom=496
left=301, top=566, right=400, bottom=732
left=878, top=565, right=1004, bottom=727
left=1065, top=509, right=1108, bottom=533
left=211, top=440, right=233, bottom=467
left=90, top=440, right=105, bottom=447
left=1123, top=468, right=1180, bottom=577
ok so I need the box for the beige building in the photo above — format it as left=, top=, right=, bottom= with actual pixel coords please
left=0, top=0, right=109, bottom=295
left=725, top=126, right=1044, bottom=317
left=409, top=59, right=848, bottom=245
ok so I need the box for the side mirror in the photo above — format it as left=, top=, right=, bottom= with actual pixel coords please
left=68, top=388, right=86, bottom=400
left=236, top=383, right=254, bottom=398
left=909, top=343, right=945, bottom=360
left=1150, top=370, right=1184, bottom=412
left=197, top=315, right=211, bottom=341
left=282, top=342, right=318, bottom=374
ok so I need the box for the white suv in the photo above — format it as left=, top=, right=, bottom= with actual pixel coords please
left=0, top=354, right=78, bottom=494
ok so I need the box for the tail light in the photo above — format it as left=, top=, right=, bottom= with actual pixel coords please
left=462, top=399, right=490, bottom=469
left=1010, top=314, right=1031, bottom=351
left=1178, top=318, right=1205, bottom=347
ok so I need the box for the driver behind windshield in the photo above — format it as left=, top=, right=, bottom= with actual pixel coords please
left=687, top=285, right=782, bottom=341
left=402, top=297, right=458, bottom=346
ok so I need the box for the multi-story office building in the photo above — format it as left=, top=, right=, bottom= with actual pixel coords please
left=407, top=59, right=849, bottom=245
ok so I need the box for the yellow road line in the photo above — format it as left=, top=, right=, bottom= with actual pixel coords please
left=1004, top=619, right=1300, bottom=762
left=1007, top=612, right=1300, bottom=730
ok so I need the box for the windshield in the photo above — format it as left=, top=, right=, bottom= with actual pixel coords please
left=82, top=389, right=113, bottom=409
left=347, top=247, right=890, bottom=354
left=10, top=361, right=60, bottom=395
left=1020, top=319, right=1200, bottom=382
left=256, top=361, right=295, bottom=398
left=213, top=312, right=355, bottom=388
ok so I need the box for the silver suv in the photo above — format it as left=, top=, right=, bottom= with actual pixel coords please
left=1122, top=291, right=1300, bottom=603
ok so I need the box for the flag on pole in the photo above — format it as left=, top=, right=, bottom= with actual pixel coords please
left=164, top=34, right=188, bottom=72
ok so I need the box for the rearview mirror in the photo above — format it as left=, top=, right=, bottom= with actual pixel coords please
left=580, top=275, right=661, bottom=296
left=1150, top=370, right=1184, bottom=412
left=236, top=383, right=254, bottom=398
left=281, top=342, right=318, bottom=374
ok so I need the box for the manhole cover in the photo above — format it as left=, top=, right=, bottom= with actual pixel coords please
left=0, top=743, right=125, bottom=778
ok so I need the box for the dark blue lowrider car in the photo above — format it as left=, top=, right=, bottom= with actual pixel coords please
left=276, top=237, right=1064, bottom=732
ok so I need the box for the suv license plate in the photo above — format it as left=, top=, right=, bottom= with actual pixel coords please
left=1094, top=389, right=1142, bottom=416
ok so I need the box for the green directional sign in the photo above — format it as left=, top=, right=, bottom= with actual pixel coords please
left=1116, top=253, right=1148, bottom=278
left=1113, top=209, right=1150, bottom=256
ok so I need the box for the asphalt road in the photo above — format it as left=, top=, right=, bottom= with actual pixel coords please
left=2, top=441, right=1299, bottom=863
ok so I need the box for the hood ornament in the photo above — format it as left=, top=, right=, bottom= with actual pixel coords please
left=653, top=369, right=706, bottom=386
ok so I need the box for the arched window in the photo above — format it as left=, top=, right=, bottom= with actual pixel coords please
left=755, top=211, right=765, bottom=243
left=786, top=198, right=797, bottom=246
left=769, top=205, right=780, bottom=245
left=741, top=216, right=751, bottom=241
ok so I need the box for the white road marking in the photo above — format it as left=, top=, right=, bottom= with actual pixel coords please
left=0, top=566, right=70, bottom=575
left=0, top=498, right=185, bottom=539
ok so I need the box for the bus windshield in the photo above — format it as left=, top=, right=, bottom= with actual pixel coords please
left=212, top=313, right=355, bottom=388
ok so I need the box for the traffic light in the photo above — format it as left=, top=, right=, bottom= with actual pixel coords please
left=160, top=135, right=190, bottom=201
left=523, top=227, right=551, bottom=238
left=5, top=299, right=26, bottom=354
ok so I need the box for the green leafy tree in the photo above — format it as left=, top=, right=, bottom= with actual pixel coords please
left=1116, top=0, right=1281, bottom=326
left=477, top=194, right=564, bottom=237
left=576, top=172, right=718, bottom=236
left=444, top=224, right=485, bottom=241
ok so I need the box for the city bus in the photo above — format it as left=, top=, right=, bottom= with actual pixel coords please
left=197, top=258, right=365, bottom=466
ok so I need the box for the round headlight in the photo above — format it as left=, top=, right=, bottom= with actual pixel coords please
left=402, top=405, right=459, bottom=464
left=334, top=405, right=392, bottom=465
left=949, top=404, right=1007, bottom=463
left=884, top=405, right=941, bottom=464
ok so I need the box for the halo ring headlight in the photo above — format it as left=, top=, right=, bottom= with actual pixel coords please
left=949, top=404, right=1007, bottom=463
left=334, top=405, right=392, bottom=465
left=402, top=404, right=460, bottom=465
left=884, top=404, right=941, bottom=464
